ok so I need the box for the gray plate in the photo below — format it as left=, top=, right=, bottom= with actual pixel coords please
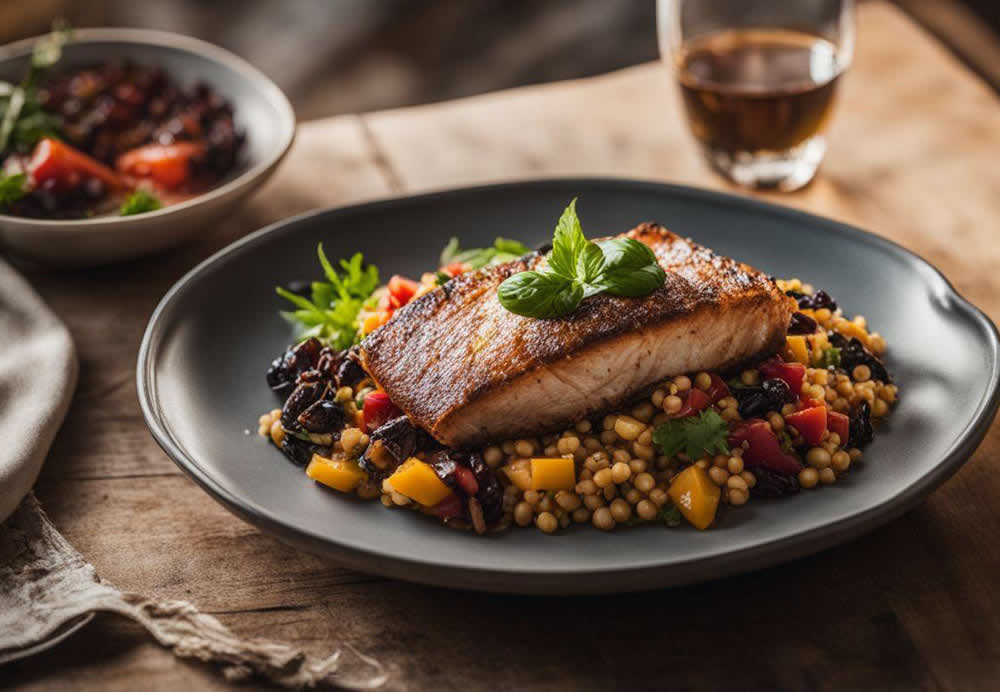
left=137, top=179, right=1000, bottom=594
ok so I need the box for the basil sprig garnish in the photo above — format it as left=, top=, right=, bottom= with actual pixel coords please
left=497, top=199, right=666, bottom=318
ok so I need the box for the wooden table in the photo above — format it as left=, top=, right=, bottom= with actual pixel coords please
left=9, top=3, right=1000, bottom=689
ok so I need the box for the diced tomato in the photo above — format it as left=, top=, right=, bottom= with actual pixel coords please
left=828, top=411, right=850, bottom=442
left=116, top=140, right=206, bottom=189
left=28, top=137, right=123, bottom=190
left=784, top=406, right=828, bottom=446
left=454, top=466, right=479, bottom=496
left=729, top=419, right=803, bottom=475
left=443, top=262, right=469, bottom=277
left=759, top=357, right=806, bottom=396
left=361, top=391, right=401, bottom=433
left=387, top=275, right=419, bottom=306
left=707, top=373, right=730, bottom=403
left=672, top=387, right=712, bottom=418
left=429, top=492, right=464, bottom=519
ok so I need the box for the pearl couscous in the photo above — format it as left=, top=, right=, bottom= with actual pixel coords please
left=262, top=278, right=896, bottom=535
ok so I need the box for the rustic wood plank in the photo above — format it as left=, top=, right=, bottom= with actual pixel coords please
left=8, top=2, right=1000, bottom=690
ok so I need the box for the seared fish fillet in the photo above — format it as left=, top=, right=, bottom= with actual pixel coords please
left=361, top=224, right=796, bottom=448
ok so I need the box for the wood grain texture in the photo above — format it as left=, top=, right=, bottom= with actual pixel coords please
left=7, top=3, right=1000, bottom=690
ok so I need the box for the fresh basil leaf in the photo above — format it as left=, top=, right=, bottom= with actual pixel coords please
left=497, top=271, right=583, bottom=318
left=596, top=237, right=666, bottom=297
left=549, top=198, right=586, bottom=279
left=576, top=240, right=605, bottom=285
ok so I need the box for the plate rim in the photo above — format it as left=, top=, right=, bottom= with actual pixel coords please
left=136, top=177, right=1000, bottom=593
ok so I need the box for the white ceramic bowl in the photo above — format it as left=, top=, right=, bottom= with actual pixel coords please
left=0, top=28, right=296, bottom=266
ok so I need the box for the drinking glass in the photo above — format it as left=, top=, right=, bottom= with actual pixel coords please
left=657, top=0, right=855, bottom=191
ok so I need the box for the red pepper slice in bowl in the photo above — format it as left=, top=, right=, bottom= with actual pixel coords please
left=672, top=387, right=712, bottom=418
left=759, top=357, right=806, bottom=396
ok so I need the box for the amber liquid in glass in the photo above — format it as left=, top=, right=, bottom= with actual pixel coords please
left=677, top=29, right=842, bottom=155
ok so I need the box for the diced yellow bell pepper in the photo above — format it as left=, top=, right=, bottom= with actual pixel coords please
left=306, top=454, right=367, bottom=493
left=387, top=457, right=453, bottom=507
left=786, top=335, right=810, bottom=365
left=501, top=459, right=533, bottom=491
left=667, top=465, right=721, bottom=530
left=530, top=457, right=576, bottom=491
left=834, top=319, right=870, bottom=347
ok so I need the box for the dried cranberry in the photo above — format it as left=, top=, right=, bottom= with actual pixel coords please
left=266, top=338, right=323, bottom=399
left=280, top=434, right=328, bottom=467
left=750, top=467, right=800, bottom=498
left=297, top=399, right=346, bottom=434
left=829, top=333, right=891, bottom=383
left=281, top=381, right=323, bottom=428
left=336, top=346, right=367, bottom=388
left=849, top=401, right=874, bottom=448
left=788, top=311, right=819, bottom=335
left=733, top=378, right=790, bottom=419
left=789, top=290, right=838, bottom=311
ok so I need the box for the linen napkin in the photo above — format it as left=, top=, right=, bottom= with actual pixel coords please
left=0, top=258, right=385, bottom=688
left=0, top=257, right=77, bottom=523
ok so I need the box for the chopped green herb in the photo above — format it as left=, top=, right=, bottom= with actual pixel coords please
left=439, top=236, right=532, bottom=270
left=659, top=504, right=683, bottom=527
left=275, top=246, right=379, bottom=350
left=817, top=346, right=842, bottom=369
left=434, top=270, right=452, bottom=286
left=0, top=23, right=70, bottom=155
left=119, top=188, right=162, bottom=216
left=0, top=172, right=28, bottom=208
left=652, top=409, right=730, bottom=461
left=497, top=199, right=666, bottom=319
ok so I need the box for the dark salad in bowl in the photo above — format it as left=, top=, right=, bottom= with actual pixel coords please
left=0, top=27, right=244, bottom=219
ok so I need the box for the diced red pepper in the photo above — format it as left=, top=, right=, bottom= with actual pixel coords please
left=28, top=137, right=124, bottom=190
left=387, top=275, right=419, bottom=306
left=361, top=391, right=401, bottom=433
left=454, top=466, right=479, bottom=496
left=672, top=387, right=712, bottom=418
left=429, top=492, right=464, bottom=519
left=116, top=140, right=206, bottom=189
left=759, top=357, right=806, bottom=396
left=828, top=411, right=850, bottom=442
left=784, top=406, right=828, bottom=446
left=729, top=419, right=803, bottom=475
left=706, top=373, right=730, bottom=403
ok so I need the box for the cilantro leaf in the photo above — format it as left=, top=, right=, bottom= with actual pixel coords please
left=0, top=173, right=28, bottom=208
left=817, top=346, right=841, bottom=369
left=659, top=504, right=683, bottom=527
left=119, top=188, right=162, bottom=215
left=276, top=246, right=379, bottom=350
left=653, top=409, right=730, bottom=460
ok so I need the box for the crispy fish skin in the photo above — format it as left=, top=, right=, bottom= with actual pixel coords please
left=361, top=223, right=796, bottom=447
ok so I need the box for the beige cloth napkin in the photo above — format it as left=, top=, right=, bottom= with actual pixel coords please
left=0, top=258, right=385, bottom=688
left=0, top=258, right=77, bottom=523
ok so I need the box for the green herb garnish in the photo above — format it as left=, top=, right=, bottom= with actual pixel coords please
left=497, top=199, right=666, bottom=318
left=652, top=409, right=730, bottom=461
left=119, top=188, right=162, bottom=216
left=659, top=504, right=683, bottom=527
left=0, top=23, right=69, bottom=155
left=0, top=172, right=28, bottom=208
left=276, top=246, right=379, bottom=349
left=439, top=236, right=532, bottom=270
left=777, top=429, right=796, bottom=455
left=817, top=346, right=841, bottom=369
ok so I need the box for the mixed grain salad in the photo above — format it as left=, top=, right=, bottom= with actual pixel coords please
left=259, top=201, right=896, bottom=534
